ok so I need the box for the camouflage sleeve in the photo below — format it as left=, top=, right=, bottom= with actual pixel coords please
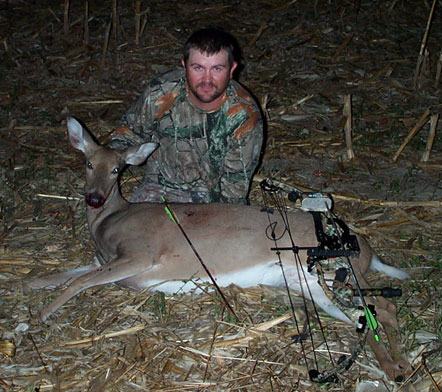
left=108, top=87, right=155, bottom=151
left=219, top=111, right=263, bottom=204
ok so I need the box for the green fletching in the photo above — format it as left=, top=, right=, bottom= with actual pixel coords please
left=162, top=197, right=177, bottom=224
left=364, top=306, right=380, bottom=341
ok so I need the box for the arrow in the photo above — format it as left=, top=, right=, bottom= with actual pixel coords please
left=364, top=306, right=380, bottom=341
left=162, top=197, right=239, bottom=322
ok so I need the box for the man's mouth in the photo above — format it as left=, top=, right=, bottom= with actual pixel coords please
left=198, top=82, right=216, bottom=91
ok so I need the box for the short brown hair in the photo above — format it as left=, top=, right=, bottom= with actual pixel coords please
left=183, top=28, right=239, bottom=67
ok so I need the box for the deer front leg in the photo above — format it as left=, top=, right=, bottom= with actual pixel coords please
left=37, top=256, right=155, bottom=322
left=24, top=256, right=101, bottom=293
left=353, top=270, right=411, bottom=382
left=365, top=295, right=412, bottom=382
left=366, top=332, right=409, bottom=382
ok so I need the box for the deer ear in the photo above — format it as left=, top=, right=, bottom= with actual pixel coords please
left=123, top=143, right=158, bottom=166
left=66, top=116, right=99, bottom=156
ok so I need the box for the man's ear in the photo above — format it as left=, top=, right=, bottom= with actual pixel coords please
left=181, top=59, right=186, bottom=69
left=230, top=61, right=238, bottom=78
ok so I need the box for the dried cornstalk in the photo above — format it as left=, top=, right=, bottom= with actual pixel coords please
left=371, top=63, right=394, bottom=81
left=248, top=22, right=268, bottom=47
left=435, top=50, right=442, bottom=88
left=112, top=0, right=119, bottom=44
left=135, top=1, right=141, bottom=45
left=333, top=33, right=353, bottom=61
left=179, top=346, right=308, bottom=374
left=413, top=54, right=424, bottom=89
left=212, top=312, right=292, bottom=348
left=36, top=193, right=80, bottom=201
left=343, top=94, right=355, bottom=160
left=72, top=99, right=124, bottom=105
left=389, top=0, right=400, bottom=11
left=413, top=0, right=437, bottom=88
left=393, top=109, right=430, bottom=162
left=421, top=113, right=439, bottom=162
left=101, top=19, right=112, bottom=67
left=273, top=0, right=299, bottom=12
left=314, top=0, right=319, bottom=16
left=261, top=94, right=271, bottom=120
left=338, top=197, right=442, bottom=208
left=293, top=94, right=314, bottom=108
left=422, top=48, right=430, bottom=77
left=83, top=1, right=89, bottom=47
left=0, top=341, right=15, bottom=357
left=63, top=0, right=70, bottom=38
left=62, top=324, right=145, bottom=347
left=140, top=15, right=148, bottom=39
left=252, top=175, right=442, bottom=208
left=315, top=190, right=442, bottom=208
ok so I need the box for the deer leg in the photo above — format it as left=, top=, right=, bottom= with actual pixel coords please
left=37, top=256, right=155, bottom=322
left=23, top=256, right=101, bottom=292
left=365, top=295, right=412, bottom=381
left=354, top=272, right=411, bottom=382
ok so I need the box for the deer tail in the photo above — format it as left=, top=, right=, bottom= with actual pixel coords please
left=369, top=254, right=410, bottom=280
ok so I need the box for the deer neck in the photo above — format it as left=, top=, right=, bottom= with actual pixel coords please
left=86, top=184, right=129, bottom=241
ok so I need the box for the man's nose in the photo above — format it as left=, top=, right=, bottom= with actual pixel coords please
left=202, top=70, right=213, bottom=82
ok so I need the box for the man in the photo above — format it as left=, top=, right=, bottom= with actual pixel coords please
left=109, top=27, right=263, bottom=204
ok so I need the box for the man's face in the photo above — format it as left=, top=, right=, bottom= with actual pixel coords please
left=183, top=48, right=237, bottom=111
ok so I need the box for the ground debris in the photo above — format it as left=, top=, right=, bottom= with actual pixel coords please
left=0, top=1, right=440, bottom=391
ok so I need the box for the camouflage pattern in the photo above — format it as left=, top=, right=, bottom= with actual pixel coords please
left=109, top=69, right=263, bottom=204
left=315, top=262, right=365, bottom=325
left=315, top=255, right=348, bottom=271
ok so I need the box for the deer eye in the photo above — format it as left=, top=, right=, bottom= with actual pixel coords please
left=112, top=167, right=119, bottom=174
left=87, top=161, right=93, bottom=169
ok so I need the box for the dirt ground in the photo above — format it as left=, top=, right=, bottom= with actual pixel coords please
left=0, top=1, right=441, bottom=391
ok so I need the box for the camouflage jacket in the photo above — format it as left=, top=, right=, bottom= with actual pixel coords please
left=109, top=69, right=263, bottom=204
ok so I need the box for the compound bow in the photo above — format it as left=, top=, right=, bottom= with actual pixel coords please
left=259, top=178, right=403, bottom=383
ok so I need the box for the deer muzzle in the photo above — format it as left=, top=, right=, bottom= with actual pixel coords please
left=86, top=192, right=105, bottom=208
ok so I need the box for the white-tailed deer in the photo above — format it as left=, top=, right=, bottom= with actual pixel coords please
left=26, top=117, right=411, bottom=382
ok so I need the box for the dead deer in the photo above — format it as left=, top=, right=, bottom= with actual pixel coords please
left=25, top=116, right=411, bottom=382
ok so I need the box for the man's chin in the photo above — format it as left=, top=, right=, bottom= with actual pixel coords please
left=195, top=91, right=221, bottom=104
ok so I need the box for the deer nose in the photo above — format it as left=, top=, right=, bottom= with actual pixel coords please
left=86, top=192, right=105, bottom=208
